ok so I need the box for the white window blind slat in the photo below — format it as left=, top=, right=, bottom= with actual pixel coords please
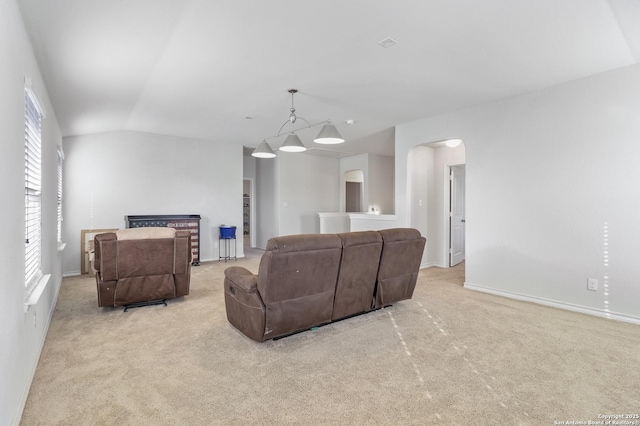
left=57, top=147, right=63, bottom=243
left=25, top=87, right=44, bottom=290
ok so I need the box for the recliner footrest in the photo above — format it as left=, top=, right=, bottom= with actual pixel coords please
left=123, top=299, right=167, bottom=312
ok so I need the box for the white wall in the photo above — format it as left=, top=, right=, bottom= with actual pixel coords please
left=407, top=143, right=466, bottom=267
left=1, top=0, right=64, bottom=423
left=396, top=64, right=640, bottom=323
left=339, top=153, right=394, bottom=214
left=279, top=152, right=340, bottom=235
left=340, top=154, right=368, bottom=212
left=407, top=145, right=433, bottom=265
left=368, top=154, right=394, bottom=214
left=243, top=154, right=256, bottom=180
left=253, top=152, right=340, bottom=248
left=255, top=156, right=279, bottom=249
left=63, top=130, right=243, bottom=273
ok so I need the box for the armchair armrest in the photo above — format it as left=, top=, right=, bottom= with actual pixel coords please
left=224, top=266, right=265, bottom=341
left=224, top=266, right=258, bottom=293
left=94, top=233, right=118, bottom=280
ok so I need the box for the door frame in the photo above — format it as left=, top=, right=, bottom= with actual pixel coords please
left=442, top=163, right=466, bottom=267
left=243, top=178, right=256, bottom=248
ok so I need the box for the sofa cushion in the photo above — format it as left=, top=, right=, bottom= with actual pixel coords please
left=258, top=234, right=342, bottom=301
left=332, top=231, right=383, bottom=320
left=263, top=233, right=342, bottom=254
left=116, top=238, right=177, bottom=278
left=258, top=234, right=342, bottom=339
left=115, top=227, right=176, bottom=240
left=375, top=228, right=426, bottom=307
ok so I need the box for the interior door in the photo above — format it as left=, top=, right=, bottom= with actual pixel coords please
left=450, top=165, right=466, bottom=266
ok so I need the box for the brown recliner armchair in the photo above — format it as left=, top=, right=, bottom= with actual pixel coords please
left=94, top=227, right=192, bottom=308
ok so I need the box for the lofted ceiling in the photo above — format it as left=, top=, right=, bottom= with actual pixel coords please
left=17, top=0, right=640, bottom=157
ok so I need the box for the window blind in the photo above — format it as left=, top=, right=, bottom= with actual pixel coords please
left=25, top=88, right=44, bottom=289
left=57, top=146, right=64, bottom=243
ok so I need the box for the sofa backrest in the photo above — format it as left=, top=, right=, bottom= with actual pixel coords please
left=375, top=228, right=426, bottom=307
left=258, top=233, right=343, bottom=339
left=332, top=230, right=383, bottom=321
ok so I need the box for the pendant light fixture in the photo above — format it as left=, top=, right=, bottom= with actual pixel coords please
left=251, top=88, right=345, bottom=158
left=314, top=121, right=344, bottom=144
left=252, top=140, right=276, bottom=158
left=280, top=133, right=306, bottom=152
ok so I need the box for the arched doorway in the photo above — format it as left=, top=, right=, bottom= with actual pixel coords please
left=407, top=140, right=465, bottom=268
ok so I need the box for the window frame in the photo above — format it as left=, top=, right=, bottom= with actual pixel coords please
left=24, top=83, right=46, bottom=292
left=56, top=146, right=64, bottom=244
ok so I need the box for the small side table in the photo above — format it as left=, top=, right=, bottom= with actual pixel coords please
left=219, top=225, right=237, bottom=262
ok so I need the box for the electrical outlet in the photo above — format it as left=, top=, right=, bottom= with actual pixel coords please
left=587, top=278, right=598, bottom=291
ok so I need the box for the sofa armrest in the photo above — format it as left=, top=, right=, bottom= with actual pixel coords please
left=224, top=266, right=258, bottom=293
left=224, top=266, right=265, bottom=341
left=173, top=230, right=192, bottom=274
left=94, top=233, right=118, bottom=281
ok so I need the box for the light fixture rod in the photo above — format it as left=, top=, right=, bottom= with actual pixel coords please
left=289, top=89, right=297, bottom=124
left=277, top=116, right=312, bottom=137
left=277, top=88, right=314, bottom=135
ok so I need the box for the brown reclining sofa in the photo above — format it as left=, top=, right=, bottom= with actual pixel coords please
left=223, top=228, right=426, bottom=341
left=94, top=227, right=192, bottom=308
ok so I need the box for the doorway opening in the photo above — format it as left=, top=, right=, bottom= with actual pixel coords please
left=344, top=169, right=364, bottom=212
left=346, top=182, right=362, bottom=212
left=243, top=178, right=256, bottom=249
left=407, top=140, right=466, bottom=270
left=448, top=164, right=466, bottom=267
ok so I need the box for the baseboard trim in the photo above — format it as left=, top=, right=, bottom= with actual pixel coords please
left=14, top=275, right=63, bottom=425
left=464, top=282, right=640, bottom=326
left=421, top=262, right=449, bottom=270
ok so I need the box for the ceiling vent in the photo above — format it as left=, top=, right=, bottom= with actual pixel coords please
left=378, top=37, right=398, bottom=48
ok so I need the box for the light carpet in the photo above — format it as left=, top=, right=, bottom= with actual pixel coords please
left=21, top=255, right=640, bottom=425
